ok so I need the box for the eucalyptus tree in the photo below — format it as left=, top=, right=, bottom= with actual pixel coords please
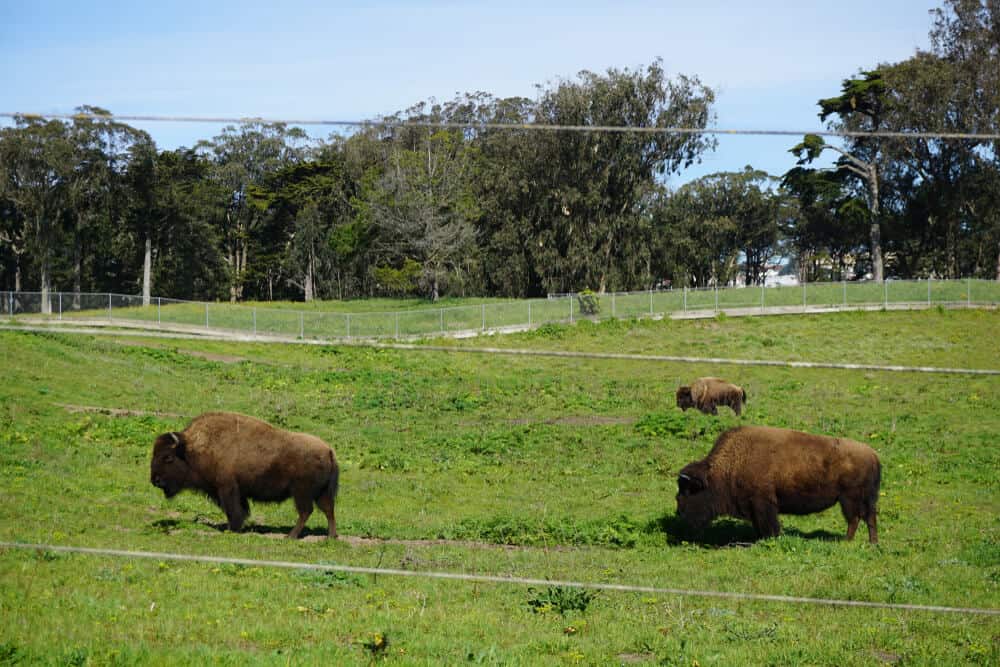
left=359, top=121, right=480, bottom=301
left=781, top=167, right=868, bottom=281
left=653, top=168, right=784, bottom=287
left=877, top=0, right=1000, bottom=278
left=249, top=149, right=356, bottom=301
left=529, top=59, right=716, bottom=294
left=0, top=116, right=74, bottom=312
left=200, top=122, right=308, bottom=301
left=66, top=106, right=150, bottom=305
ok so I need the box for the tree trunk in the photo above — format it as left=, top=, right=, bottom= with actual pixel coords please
left=995, top=238, right=1000, bottom=281
left=14, top=255, right=21, bottom=292
left=304, top=244, right=315, bottom=302
left=142, top=234, right=152, bottom=306
left=867, top=165, right=884, bottom=282
left=40, top=255, right=52, bottom=315
left=73, top=216, right=84, bottom=310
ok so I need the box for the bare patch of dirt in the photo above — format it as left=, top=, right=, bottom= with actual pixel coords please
left=57, top=403, right=183, bottom=418
left=508, top=415, right=636, bottom=426
left=872, top=650, right=902, bottom=664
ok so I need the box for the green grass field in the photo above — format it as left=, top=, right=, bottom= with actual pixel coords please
left=9, top=278, right=1000, bottom=342
left=0, top=308, right=998, bottom=665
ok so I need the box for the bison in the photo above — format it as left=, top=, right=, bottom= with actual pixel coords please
left=150, top=411, right=339, bottom=539
left=676, top=377, right=747, bottom=416
left=676, top=425, right=880, bottom=543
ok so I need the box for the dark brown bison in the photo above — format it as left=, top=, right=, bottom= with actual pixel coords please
left=676, top=377, right=747, bottom=416
left=676, top=425, right=880, bottom=543
left=150, top=412, right=339, bottom=539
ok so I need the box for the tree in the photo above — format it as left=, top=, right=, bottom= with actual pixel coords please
left=794, top=72, right=891, bottom=281
left=653, top=168, right=784, bottom=287
left=66, top=106, right=149, bottom=306
left=528, top=60, right=716, bottom=294
left=361, top=124, right=480, bottom=301
left=200, top=122, right=307, bottom=302
left=878, top=0, right=1000, bottom=278
left=0, top=116, right=74, bottom=312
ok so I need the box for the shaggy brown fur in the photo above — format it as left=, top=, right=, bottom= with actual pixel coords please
left=676, top=377, right=747, bottom=416
left=150, top=412, right=339, bottom=539
left=676, top=425, right=881, bottom=543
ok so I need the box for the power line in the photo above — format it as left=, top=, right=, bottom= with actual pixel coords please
left=2, top=541, right=997, bottom=616
left=2, top=111, right=999, bottom=141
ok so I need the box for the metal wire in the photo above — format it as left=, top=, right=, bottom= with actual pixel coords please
left=2, top=111, right=999, bottom=141
left=1, top=541, right=996, bottom=616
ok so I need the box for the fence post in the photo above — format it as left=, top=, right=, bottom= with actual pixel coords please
left=611, top=292, right=616, bottom=318
left=8, top=292, right=12, bottom=316
left=714, top=285, right=719, bottom=313
left=59, top=292, right=62, bottom=320
left=481, top=303, right=486, bottom=331
left=649, top=289, right=654, bottom=316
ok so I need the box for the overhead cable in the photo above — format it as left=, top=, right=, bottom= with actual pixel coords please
left=2, top=111, right=998, bottom=141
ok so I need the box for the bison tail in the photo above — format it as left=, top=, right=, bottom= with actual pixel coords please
left=869, top=459, right=882, bottom=506
left=741, top=388, right=748, bottom=403
left=328, top=461, right=340, bottom=501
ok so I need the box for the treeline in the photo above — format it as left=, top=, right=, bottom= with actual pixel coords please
left=1, top=1, right=997, bottom=306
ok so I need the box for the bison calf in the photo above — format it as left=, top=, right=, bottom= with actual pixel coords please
left=150, top=412, right=339, bottom=539
left=676, top=425, right=880, bottom=543
left=676, top=377, right=746, bottom=416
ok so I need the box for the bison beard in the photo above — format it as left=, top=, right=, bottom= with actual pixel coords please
left=150, top=412, right=339, bottom=539
left=675, top=425, right=881, bottom=543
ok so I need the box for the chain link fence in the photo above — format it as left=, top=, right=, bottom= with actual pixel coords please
left=1, top=279, right=998, bottom=341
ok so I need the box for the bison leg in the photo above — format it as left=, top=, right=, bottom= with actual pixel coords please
left=316, top=493, right=338, bottom=539
left=287, top=494, right=314, bottom=539
left=733, top=401, right=742, bottom=417
left=750, top=500, right=781, bottom=539
left=864, top=509, right=878, bottom=545
left=840, top=496, right=876, bottom=543
left=218, top=485, right=247, bottom=532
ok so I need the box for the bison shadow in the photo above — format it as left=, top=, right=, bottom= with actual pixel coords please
left=651, top=513, right=841, bottom=547
left=151, top=517, right=330, bottom=538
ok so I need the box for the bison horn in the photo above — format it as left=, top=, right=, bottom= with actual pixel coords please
left=169, top=432, right=180, bottom=445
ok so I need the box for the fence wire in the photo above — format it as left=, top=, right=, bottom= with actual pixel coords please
left=1, top=542, right=997, bottom=616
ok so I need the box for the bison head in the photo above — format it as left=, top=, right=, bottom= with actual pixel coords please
left=675, top=463, right=716, bottom=531
left=675, top=386, right=694, bottom=411
left=150, top=432, right=190, bottom=498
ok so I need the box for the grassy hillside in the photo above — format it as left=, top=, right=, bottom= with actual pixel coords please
left=0, top=309, right=997, bottom=664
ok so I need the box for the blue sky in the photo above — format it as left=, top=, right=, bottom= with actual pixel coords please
left=2, top=0, right=940, bottom=185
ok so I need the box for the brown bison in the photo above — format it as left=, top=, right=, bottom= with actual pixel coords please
left=676, top=377, right=747, bottom=416
left=676, top=425, right=880, bottom=543
left=150, top=412, right=339, bottom=539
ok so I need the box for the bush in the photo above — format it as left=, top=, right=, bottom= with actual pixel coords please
left=577, top=289, right=600, bottom=316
